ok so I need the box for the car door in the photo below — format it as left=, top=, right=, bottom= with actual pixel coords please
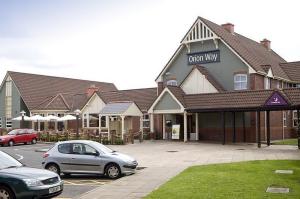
left=54, top=143, right=73, bottom=172
left=68, top=143, right=103, bottom=174
left=15, top=130, right=26, bottom=143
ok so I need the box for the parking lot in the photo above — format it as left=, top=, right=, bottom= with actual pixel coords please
left=0, top=143, right=114, bottom=199
left=1, top=141, right=300, bottom=199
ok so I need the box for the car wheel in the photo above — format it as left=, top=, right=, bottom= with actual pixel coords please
left=0, top=185, right=15, bottom=199
left=46, top=164, right=60, bottom=175
left=105, top=163, right=121, bottom=179
left=31, top=138, right=37, bottom=144
left=8, top=140, right=14, bottom=147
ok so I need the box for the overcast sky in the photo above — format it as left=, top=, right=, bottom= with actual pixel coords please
left=0, top=0, right=299, bottom=89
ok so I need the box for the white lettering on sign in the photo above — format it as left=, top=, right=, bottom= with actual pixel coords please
left=187, top=50, right=220, bottom=65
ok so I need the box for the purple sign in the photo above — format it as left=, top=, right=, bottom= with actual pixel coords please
left=265, top=92, right=288, bottom=106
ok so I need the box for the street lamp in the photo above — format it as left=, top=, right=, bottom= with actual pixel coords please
left=74, top=109, right=81, bottom=139
left=20, top=110, right=26, bottom=129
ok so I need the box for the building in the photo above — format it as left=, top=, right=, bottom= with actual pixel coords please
left=0, top=16, right=300, bottom=146
left=148, top=17, right=300, bottom=145
left=0, top=71, right=117, bottom=130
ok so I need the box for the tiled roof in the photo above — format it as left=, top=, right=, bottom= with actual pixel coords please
left=283, top=88, right=300, bottom=106
left=121, top=88, right=157, bottom=111
left=183, top=88, right=300, bottom=111
left=8, top=71, right=117, bottom=111
left=97, top=91, right=130, bottom=104
left=167, top=86, right=186, bottom=107
left=34, top=94, right=69, bottom=110
left=280, top=62, right=300, bottom=82
left=199, top=17, right=289, bottom=80
left=184, top=89, right=274, bottom=111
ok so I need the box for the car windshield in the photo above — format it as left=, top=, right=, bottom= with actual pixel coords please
left=7, top=129, right=18, bottom=135
left=0, top=151, right=23, bottom=169
left=93, top=142, right=114, bottom=153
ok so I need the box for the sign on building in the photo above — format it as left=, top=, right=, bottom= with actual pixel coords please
left=187, top=50, right=220, bottom=65
left=172, top=124, right=180, bottom=140
left=265, top=92, right=288, bottom=106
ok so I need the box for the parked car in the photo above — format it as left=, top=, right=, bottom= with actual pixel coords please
left=0, top=129, right=38, bottom=147
left=0, top=150, right=63, bottom=199
left=43, top=140, right=138, bottom=179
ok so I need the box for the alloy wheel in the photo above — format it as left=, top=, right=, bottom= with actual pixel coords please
left=0, top=188, right=11, bottom=199
left=107, top=165, right=120, bottom=178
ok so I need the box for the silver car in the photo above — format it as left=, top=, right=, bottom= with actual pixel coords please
left=42, top=140, right=138, bottom=179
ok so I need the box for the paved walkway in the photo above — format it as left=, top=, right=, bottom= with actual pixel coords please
left=78, top=141, right=300, bottom=199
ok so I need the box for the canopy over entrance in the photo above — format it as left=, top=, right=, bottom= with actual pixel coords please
left=99, top=102, right=143, bottom=140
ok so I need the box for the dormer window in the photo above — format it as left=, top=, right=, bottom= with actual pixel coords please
left=234, top=74, right=247, bottom=90
left=167, top=80, right=177, bottom=86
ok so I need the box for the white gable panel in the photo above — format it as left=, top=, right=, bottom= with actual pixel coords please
left=181, top=69, right=218, bottom=94
left=124, top=103, right=143, bottom=116
left=82, top=94, right=106, bottom=114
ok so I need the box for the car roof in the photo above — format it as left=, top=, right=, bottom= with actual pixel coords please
left=56, top=140, right=97, bottom=145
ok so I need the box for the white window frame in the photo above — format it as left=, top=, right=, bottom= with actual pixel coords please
left=142, top=114, right=150, bottom=128
left=6, top=118, right=12, bottom=128
left=283, top=111, right=287, bottom=127
left=166, top=80, right=178, bottom=86
left=234, top=74, right=247, bottom=90
left=293, top=110, right=299, bottom=127
left=264, top=77, right=271, bottom=89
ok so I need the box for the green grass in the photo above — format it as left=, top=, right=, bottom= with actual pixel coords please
left=145, top=160, right=300, bottom=199
left=273, top=139, right=298, bottom=146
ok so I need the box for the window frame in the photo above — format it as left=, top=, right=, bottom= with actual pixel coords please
left=283, top=111, right=287, bottom=127
left=234, top=74, right=247, bottom=90
left=6, top=118, right=12, bottom=128
left=142, top=114, right=150, bottom=129
left=100, top=116, right=107, bottom=128
left=293, top=110, right=299, bottom=128
left=166, top=80, right=178, bottom=86
left=0, top=117, right=2, bottom=128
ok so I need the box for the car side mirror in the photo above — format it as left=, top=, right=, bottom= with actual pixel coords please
left=95, top=151, right=100, bottom=156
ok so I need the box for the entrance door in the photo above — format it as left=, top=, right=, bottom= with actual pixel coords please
left=175, top=115, right=184, bottom=140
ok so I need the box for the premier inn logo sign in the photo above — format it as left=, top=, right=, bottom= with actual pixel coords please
left=187, top=50, right=220, bottom=65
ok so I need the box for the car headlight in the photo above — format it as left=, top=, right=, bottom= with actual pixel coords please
left=23, top=179, right=44, bottom=187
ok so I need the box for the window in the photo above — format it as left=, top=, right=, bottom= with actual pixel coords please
left=166, top=80, right=177, bottom=86
left=84, top=144, right=98, bottom=156
left=283, top=111, right=287, bottom=127
left=142, top=114, right=150, bottom=128
left=6, top=119, right=12, bottom=128
left=234, top=74, right=247, bottom=90
left=264, top=77, right=271, bottom=89
left=83, top=114, right=88, bottom=128
left=5, top=78, right=12, bottom=119
left=89, top=114, right=99, bottom=127
left=58, top=143, right=72, bottom=154
left=100, top=116, right=107, bottom=128
left=0, top=117, right=2, bottom=128
left=293, top=111, right=299, bottom=127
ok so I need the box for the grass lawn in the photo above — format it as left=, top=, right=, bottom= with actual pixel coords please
left=145, top=160, right=300, bottom=199
left=273, top=139, right=298, bottom=146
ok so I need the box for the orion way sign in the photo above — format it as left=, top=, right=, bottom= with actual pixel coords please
left=187, top=50, right=220, bottom=65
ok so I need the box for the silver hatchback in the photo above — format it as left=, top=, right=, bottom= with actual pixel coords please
left=42, top=140, right=138, bottom=179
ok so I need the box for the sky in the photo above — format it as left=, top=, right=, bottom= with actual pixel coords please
left=0, top=0, right=300, bottom=90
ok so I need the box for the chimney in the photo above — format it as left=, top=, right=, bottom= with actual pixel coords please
left=221, top=23, right=234, bottom=34
left=157, top=82, right=164, bottom=96
left=86, top=84, right=99, bottom=97
left=260, top=39, right=271, bottom=50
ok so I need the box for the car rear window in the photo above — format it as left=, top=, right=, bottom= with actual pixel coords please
left=58, top=143, right=72, bottom=154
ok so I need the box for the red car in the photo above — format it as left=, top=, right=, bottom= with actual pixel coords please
left=0, top=129, right=38, bottom=147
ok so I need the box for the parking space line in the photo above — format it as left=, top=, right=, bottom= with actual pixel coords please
left=15, top=154, right=23, bottom=160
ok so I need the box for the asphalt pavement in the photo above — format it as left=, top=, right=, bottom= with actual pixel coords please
left=0, top=143, right=113, bottom=199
